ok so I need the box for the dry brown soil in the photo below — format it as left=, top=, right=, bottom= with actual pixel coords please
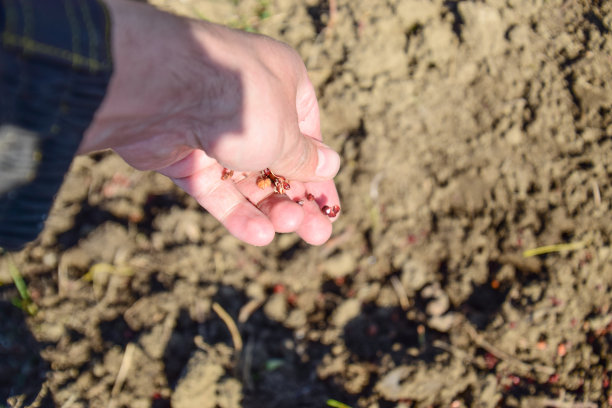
left=2, top=0, right=611, bottom=407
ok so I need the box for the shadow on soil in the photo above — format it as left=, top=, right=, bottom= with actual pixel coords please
left=1, top=277, right=515, bottom=407
left=0, top=298, right=50, bottom=406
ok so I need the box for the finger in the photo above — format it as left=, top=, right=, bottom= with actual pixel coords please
left=295, top=196, right=333, bottom=245
left=288, top=179, right=340, bottom=245
left=296, top=76, right=322, bottom=141
left=288, top=179, right=341, bottom=222
left=233, top=173, right=305, bottom=233
left=270, top=133, right=340, bottom=183
left=256, top=194, right=304, bottom=233
left=171, top=166, right=275, bottom=246
left=270, top=75, right=340, bottom=182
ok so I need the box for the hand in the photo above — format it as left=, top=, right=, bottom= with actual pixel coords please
left=81, top=0, right=341, bottom=246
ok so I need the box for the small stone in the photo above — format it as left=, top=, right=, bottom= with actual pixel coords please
left=285, top=309, right=307, bottom=329
left=42, top=252, right=58, bottom=268
left=506, top=126, right=523, bottom=145
left=331, top=299, right=361, bottom=327
left=422, top=283, right=450, bottom=317
left=171, top=351, right=224, bottom=408
left=324, top=252, right=356, bottom=279
left=428, top=312, right=458, bottom=332
left=263, top=293, right=288, bottom=322
left=401, top=259, right=431, bottom=291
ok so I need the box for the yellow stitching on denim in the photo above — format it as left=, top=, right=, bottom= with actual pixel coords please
left=63, top=0, right=80, bottom=67
left=1, top=32, right=109, bottom=71
left=2, top=0, right=19, bottom=35
left=100, top=0, right=112, bottom=65
left=79, top=1, right=98, bottom=72
left=20, top=0, right=32, bottom=38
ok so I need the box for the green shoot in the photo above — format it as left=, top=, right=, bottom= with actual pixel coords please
left=327, top=399, right=352, bottom=408
left=264, top=358, right=284, bottom=371
left=523, top=240, right=587, bottom=258
left=256, top=0, right=271, bottom=20
left=81, top=262, right=134, bottom=281
left=8, top=256, right=38, bottom=316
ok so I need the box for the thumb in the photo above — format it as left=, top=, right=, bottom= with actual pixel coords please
left=269, top=74, right=340, bottom=182
left=270, top=132, right=341, bottom=182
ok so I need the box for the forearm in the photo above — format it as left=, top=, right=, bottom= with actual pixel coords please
left=80, top=0, right=180, bottom=153
left=80, top=0, right=222, bottom=156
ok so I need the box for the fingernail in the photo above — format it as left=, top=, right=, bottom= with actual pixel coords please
left=316, top=146, right=340, bottom=178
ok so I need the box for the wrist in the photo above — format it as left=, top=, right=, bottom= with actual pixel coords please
left=81, top=0, right=194, bottom=153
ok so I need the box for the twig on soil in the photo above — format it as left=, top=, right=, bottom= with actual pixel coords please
left=522, top=239, right=588, bottom=258
left=463, top=321, right=555, bottom=375
left=326, top=0, right=337, bottom=35
left=390, top=276, right=410, bottom=311
left=369, top=172, right=384, bottom=201
left=110, top=343, right=136, bottom=398
left=212, top=302, right=243, bottom=352
left=238, top=298, right=264, bottom=323
left=59, top=395, right=77, bottom=408
left=194, top=334, right=212, bottom=352
left=81, top=262, right=133, bottom=281
left=592, top=180, right=601, bottom=207
left=432, top=340, right=473, bottom=363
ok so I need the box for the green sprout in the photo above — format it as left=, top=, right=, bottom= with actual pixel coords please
left=8, top=256, right=38, bottom=316
left=523, top=239, right=588, bottom=258
left=256, top=0, right=271, bottom=20
left=327, top=399, right=352, bottom=408
left=264, top=358, right=284, bottom=371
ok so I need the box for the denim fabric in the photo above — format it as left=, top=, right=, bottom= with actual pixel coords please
left=0, top=0, right=113, bottom=250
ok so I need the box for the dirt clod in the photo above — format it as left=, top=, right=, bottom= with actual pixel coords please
left=2, top=0, right=611, bottom=407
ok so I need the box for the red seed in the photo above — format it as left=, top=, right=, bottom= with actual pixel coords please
left=509, top=374, right=521, bottom=386
left=485, top=352, right=498, bottom=369
left=221, top=168, right=234, bottom=180
left=321, top=204, right=340, bottom=217
left=257, top=176, right=272, bottom=189
left=557, top=343, right=567, bottom=357
left=306, top=193, right=315, bottom=201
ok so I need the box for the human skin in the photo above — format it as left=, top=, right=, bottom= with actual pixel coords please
left=81, top=0, right=341, bottom=246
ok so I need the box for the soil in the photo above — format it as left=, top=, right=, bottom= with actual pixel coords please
left=1, top=0, right=611, bottom=407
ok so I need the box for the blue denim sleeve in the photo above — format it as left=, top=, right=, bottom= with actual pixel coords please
left=0, top=0, right=113, bottom=251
